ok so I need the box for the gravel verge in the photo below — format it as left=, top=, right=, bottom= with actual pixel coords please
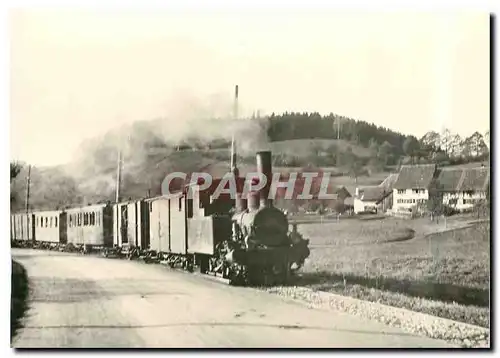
left=262, top=286, right=490, bottom=348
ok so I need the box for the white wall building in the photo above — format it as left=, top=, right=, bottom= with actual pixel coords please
left=354, top=173, right=398, bottom=214
left=392, top=164, right=437, bottom=213
left=439, top=166, right=490, bottom=212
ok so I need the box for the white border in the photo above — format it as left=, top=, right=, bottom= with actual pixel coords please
left=2, top=1, right=497, bottom=356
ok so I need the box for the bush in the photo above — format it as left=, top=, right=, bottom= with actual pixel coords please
left=11, top=260, right=28, bottom=342
left=443, top=205, right=459, bottom=217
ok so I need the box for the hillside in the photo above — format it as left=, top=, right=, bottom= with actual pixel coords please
left=269, top=139, right=372, bottom=158
left=10, top=112, right=489, bottom=212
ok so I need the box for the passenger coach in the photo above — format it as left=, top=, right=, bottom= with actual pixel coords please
left=65, top=203, right=113, bottom=248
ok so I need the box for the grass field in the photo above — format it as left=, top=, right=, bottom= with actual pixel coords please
left=268, top=139, right=372, bottom=158
left=295, top=215, right=490, bottom=327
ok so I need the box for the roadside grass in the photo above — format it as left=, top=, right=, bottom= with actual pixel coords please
left=296, top=217, right=490, bottom=327
left=11, top=260, right=28, bottom=343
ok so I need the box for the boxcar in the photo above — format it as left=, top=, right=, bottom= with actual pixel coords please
left=33, top=210, right=66, bottom=244
left=11, top=213, right=35, bottom=242
left=66, top=203, right=113, bottom=247
left=147, top=193, right=187, bottom=255
left=113, top=199, right=150, bottom=249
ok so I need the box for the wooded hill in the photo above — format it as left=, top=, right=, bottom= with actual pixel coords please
left=10, top=112, right=490, bottom=212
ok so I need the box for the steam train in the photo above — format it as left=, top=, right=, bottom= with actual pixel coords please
left=11, top=151, right=310, bottom=285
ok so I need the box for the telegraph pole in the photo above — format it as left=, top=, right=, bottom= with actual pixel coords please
left=230, top=85, right=239, bottom=178
left=25, top=165, right=31, bottom=214
left=25, top=165, right=31, bottom=241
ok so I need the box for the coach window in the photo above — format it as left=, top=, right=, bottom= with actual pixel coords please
left=55, top=217, right=58, bottom=227
left=45, top=217, right=48, bottom=227
left=50, top=217, right=53, bottom=228
left=77, top=214, right=81, bottom=227
left=84, top=213, right=88, bottom=226
left=179, top=197, right=182, bottom=211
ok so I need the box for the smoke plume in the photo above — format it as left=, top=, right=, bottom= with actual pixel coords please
left=64, top=90, right=270, bottom=202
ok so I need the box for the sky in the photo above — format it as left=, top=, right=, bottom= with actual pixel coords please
left=10, top=9, right=490, bottom=166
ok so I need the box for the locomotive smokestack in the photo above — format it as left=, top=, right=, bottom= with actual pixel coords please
left=256, top=151, right=273, bottom=208
left=230, top=85, right=239, bottom=178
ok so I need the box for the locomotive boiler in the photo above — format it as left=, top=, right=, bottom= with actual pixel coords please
left=206, top=151, right=310, bottom=285
left=11, top=85, right=310, bottom=287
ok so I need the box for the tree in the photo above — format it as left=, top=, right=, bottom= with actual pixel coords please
left=427, top=181, right=444, bottom=217
left=433, top=151, right=449, bottom=165
left=378, top=141, right=394, bottom=166
left=448, top=134, right=463, bottom=158
left=420, top=131, right=441, bottom=153
left=462, top=131, right=488, bottom=158
left=470, top=131, right=488, bottom=157
left=439, top=128, right=454, bottom=156
left=403, top=136, right=420, bottom=164
left=332, top=200, right=345, bottom=214
left=10, top=162, right=22, bottom=182
left=347, top=160, right=364, bottom=184
left=10, top=162, right=23, bottom=209
left=368, top=138, right=379, bottom=154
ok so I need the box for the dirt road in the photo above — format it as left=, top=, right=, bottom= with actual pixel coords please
left=11, top=249, right=454, bottom=348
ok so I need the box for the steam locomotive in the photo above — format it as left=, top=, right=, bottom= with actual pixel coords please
left=11, top=150, right=310, bottom=286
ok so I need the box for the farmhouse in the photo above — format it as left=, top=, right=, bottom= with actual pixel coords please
left=354, top=173, right=398, bottom=214
left=294, top=185, right=352, bottom=213
left=438, top=167, right=490, bottom=212
left=392, top=164, right=438, bottom=213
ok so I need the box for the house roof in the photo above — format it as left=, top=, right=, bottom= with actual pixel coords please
left=437, top=168, right=464, bottom=192
left=334, top=186, right=352, bottom=198
left=393, top=164, right=437, bottom=190
left=354, top=173, right=397, bottom=203
left=437, top=167, right=490, bottom=192
left=460, top=167, right=490, bottom=191
left=380, top=173, right=399, bottom=191
left=360, top=187, right=388, bottom=202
